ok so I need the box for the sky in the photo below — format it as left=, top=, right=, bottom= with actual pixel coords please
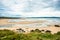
left=0, top=0, right=60, bottom=17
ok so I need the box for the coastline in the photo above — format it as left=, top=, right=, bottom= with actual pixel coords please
left=0, top=19, right=60, bottom=34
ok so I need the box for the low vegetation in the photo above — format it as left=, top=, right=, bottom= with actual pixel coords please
left=0, top=29, right=60, bottom=40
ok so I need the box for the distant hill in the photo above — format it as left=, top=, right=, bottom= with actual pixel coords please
left=0, top=17, right=21, bottom=19
left=0, top=17, right=60, bottom=19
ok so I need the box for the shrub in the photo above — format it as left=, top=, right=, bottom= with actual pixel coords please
left=41, top=30, right=44, bottom=31
left=16, top=28, right=25, bottom=33
left=30, top=30, right=35, bottom=32
left=35, top=29, right=41, bottom=32
left=56, top=31, right=60, bottom=35
left=45, top=30, right=51, bottom=33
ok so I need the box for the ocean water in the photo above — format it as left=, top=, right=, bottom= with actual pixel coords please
left=0, top=17, right=60, bottom=28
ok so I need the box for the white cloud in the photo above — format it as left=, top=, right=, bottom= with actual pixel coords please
left=21, top=7, right=60, bottom=17
left=0, top=0, right=60, bottom=17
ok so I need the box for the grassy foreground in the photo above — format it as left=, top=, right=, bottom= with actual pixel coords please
left=0, top=29, right=60, bottom=40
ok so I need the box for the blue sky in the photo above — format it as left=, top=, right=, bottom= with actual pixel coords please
left=0, top=0, right=60, bottom=17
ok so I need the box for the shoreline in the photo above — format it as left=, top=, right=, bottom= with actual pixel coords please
left=0, top=19, right=60, bottom=34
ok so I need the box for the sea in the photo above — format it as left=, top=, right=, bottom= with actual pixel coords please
left=0, top=17, right=60, bottom=28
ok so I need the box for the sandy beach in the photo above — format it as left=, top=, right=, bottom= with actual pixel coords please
left=0, top=19, right=60, bottom=34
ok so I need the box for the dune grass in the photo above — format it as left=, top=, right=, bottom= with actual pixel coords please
left=0, top=29, right=60, bottom=40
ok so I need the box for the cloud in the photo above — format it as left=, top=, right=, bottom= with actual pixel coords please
left=0, top=0, right=60, bottom=17
left=53, top=0, right=60, bottom=11
left=22, top=0, right=53, bottom=12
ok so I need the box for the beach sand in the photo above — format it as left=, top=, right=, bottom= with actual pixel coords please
left=0, top=19, right=60, bottom=34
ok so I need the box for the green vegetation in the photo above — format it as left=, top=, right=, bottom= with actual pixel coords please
left=0, top=29, right=60, bottom=40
